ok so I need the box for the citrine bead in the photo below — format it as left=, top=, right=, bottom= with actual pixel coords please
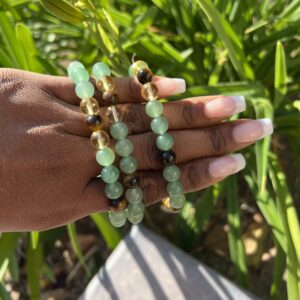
left=75, top=81, right=95, bottom=99
left=161, top=197, right=181, bottom=213
left=101, top=165, right=120, bottom=184
left=151, top=116, right=169, bottom=135
left=90, top=130, right=110, bottom=149
left=105, top=181, right=124, bottom=199
left=86, top=114, right=104, bottom=131
left=67, top=61, right=84, bottom=77
left=109, top=210, right=126, bottom=227
left=167, top=180, right=184, bottom=196
left=70, top=67, right=89, bottom=84
left=169, top=194, right=185, bottom=209
left=127, top=202, right=144, bottom=224
left=126, top=187, right=143, bottom=204
left=137, top=68, right=153, bottom=84
left=156, top=133, right=174, bottom=151
left=106, top=106, right=122, bottom=124
left=141, top=83, right=159, bottom=101
left=109, top=197, right=127, bottom=212
left=96, top=147, right=115, bottom=166
left=162, top=150, right=176, bottom=166
left=122, top=173, right=140, bottom=188
left=145, top=100, right=163, bottom=118
left=102, top=91, right=119, bottom=105
left=128, top=60, right=149, bottom=77
left=96, top=76, right=115, bottom=92
left=120, top=156, right=138, bottom=174
left=110, top=121, right=128, bottom=140
left=163, top=165, right=181, bottom=182
left=115, top=138, right=133, bottom=157
left=92, top=62, right=111, bottom=79
left=80, top=98, right=100, bottom=115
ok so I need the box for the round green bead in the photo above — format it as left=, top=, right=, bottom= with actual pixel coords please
left=151, top=116, right=169, bottom=135
left=145, top=101, right=163, bottom=118
left=92, top=62, right=111, bottom=79
left=70, top=67, right=89, bottom=84
left=75, top=81, right=94, bottom=99
left=101, top=165, right=120, bottom=183
left=115, top=138, right=133, bottom=157
left=96, top=147, right=115, bottom=166
left=109, top=210, right=126, bottom=227
left=126, top=187, right=143, bottom=204
left=167, top=180, right=184, bottom=196
left=127, top=202, right=144, bottom=224
left=163, top=165, right=181, bottom=182
left=67, top=61, right=84, bottom=77
left=110, top=122, right=128, bottom=140
left=105, top=181, right=124, bottom=199
left=156, top=133, right=174, bottom=151
left=120, top=156, right=138, bottom=174
left=169, top=194, right=185, bottom=209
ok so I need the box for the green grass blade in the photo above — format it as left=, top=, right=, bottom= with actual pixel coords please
left=0, top=282, right=11, bottom=300
left=30, top=231, right=39, bottom=250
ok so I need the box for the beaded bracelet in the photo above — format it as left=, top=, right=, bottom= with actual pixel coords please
left=92, top=62, right=145, bottom=225
left=128, top=60, right=186, bottom=211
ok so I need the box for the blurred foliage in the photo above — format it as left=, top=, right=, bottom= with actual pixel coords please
left=0, top=0, right=300, bottom=299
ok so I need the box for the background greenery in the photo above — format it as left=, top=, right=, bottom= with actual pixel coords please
left=0, top=0, right=300, bottom=299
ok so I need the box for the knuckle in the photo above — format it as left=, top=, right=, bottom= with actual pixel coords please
left=208, top=126, right=226, bottom=153
left=128, top=78, right=142, bottom=100
left=141, top=173, right=161, bottom=205
left=122, top=104, right=147, bottom=134
left=185, top=162, right=205, bottom=190
left=145, top=134, right=162, bottom=169
left=182, top=102, right=198, bottom=126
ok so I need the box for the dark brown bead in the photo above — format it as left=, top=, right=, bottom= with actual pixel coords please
left=109, top=197, right=128, bottom=212
left=86, top=114, right=104, bottom=131
left=102, top=91, right=119, bottom=105
left=161, top=150, right=176, bottom=166
left=137, top=68, right=153, bottom=84
left=122, top=173, right=140, bottom=189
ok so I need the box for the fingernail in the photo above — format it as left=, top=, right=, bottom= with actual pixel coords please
left=154, top=77, right=186, bottom=95
left=205, top=95, right=246, bottom=118
left=209, top=154, right=246, bottom=178
left=233, top=118, right=273, bottom=143
left=171, top=78, right=186, bottom=94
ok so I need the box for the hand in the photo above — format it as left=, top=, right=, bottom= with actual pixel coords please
left=0, top=68, right=273, bottom=231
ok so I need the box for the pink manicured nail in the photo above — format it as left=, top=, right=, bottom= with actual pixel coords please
left=154, top=78, right=186, bottom=96
left=233, top=119, right=273, bottom=143
left=205, top=96, right=246, bottom=118
left=209, top=154, right=246, bottom=178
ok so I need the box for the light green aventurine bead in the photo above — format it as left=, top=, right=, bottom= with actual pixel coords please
left=127, top=202, right=144, bottom=224
left=109, top=210, right=126, bottom=227
left=156, top=133, right=174, bottom=151
left=110, top=122, right=129, bottom=140
left=169, top=194, right=185, bottom=209
left=163, top=165, right=181, bottom=182
left=145, top=100, right=163, bottom=118
left=167, top=180, right=184, bottom=196
left=67, top=61, right=84, bottom=77
left=115, top=138, right=133, bottom=157
left=151, top=116, right=169, bottom=135
left=96, top=147, right=115, bottom=166
left=101, top=165, right=120, bottom=183
left=92, top=62, right=111, bottom=79
left=75, top=81, right=95, bottom=99
left=105, top=181, right=124, bottom=199
left=120, top=156, right=138, bottom=174
left=126, top=187, right=143, bottom=204
left=70, top=67, right=89, bottom=84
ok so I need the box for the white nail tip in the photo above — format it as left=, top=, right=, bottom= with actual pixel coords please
left=231, top=96, right=246, bottom=114
left=172, top=78, right=186, bottom=94
left=257, top=118, right=274, bottom=138
left=229, top=153, right=246, bottom=173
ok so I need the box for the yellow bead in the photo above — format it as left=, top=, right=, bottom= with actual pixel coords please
left=106, top=105, right=123, bottom=125
left=161, top=197, right=181, bottom=213
left=90, top=130, right=110, bottom=149
left=80, top=98, right=100, bottom=115
left=96, top=76, right=115, bottom=92
left=129, top=60, right=149, bottom=77
left=141, top=82, right=159, bottom=101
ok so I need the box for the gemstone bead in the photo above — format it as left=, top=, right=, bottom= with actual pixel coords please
left=96, top=147, right=115, bottom=166
left=109, top=197, right=127, bottom=212
left=105, top=181, right=124, bottom=199
left=70, top=67, right=89, bottom=84
left=120, top=156, right=138, bottom=174
left=163, top=165, right=181, bottom=182
left=109, top=210, right=126, bottom=227
left=101, top=165, right=120, bottom=183
left=128, top=60, right=149, bottom=77
left=151, top=116, right=169, bottom=135
left=90, top=130, right=110, bottom=149
left=161, top=197, right=181, bottom=213
left=102, top=91, right=119, bottom=105
left=145, top=100, right=163, bottom=118
left=162, top=150, right=176, bottom=166
left=137, top=68, right=153, bottom=84
left=169, top=194, right=185, bottom=209
left=92, top=62, right=111, bottom=79
left=96, top=76, right=115, bottom=92
left=115, top=138, right=133, bottom=157
left=141, top=83, right=159, bottom=101
left=126, top=187, right=143, bottom=204
left=67, top=61, right=84, bottom=77
left=122, top=174, right=140, bottom=188
left=75, top=81, right=95, bottom=99
left=86, top=114, right=104, bottom=131
left=127, top=202, right=144, bottom=224
left=110, top=122, right=128, bottom=140
left=156, top=133, right=174, bottom=151
left=80, top=98, right=100, bottom=115
left=106, top=106, right=122, bottom=124
left=167, top=180, right=184, bottom=196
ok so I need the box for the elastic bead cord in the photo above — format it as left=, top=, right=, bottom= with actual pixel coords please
left=92, top=62, right=145, bottom=225
left=129, top=60, right=186, bottom=211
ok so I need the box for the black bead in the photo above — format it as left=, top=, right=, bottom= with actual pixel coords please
left=102, top=91, right=119, bottom=105
left=122, top=174, right=140, bottom=189
left=86, top=114, right=102, bottom=126
left=137, top=68, right=153, bottom=84
left=162, top=150, right=176, bottom=166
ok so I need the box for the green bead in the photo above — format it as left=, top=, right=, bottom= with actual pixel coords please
left=96, top=147, right=115, bottom=166
left=105, top=181, right=124, bottom=199
left=151, top=116, right=169, bottom=134
left=75, top=81, right=94, bottom=99
left=101, top=165, right=120, bottom=183
left=110, top=122, right=128, bottom=140
left=115, top=138, right=133, bottom=157
left=70, top=67, right=89, bottom=84
left=126, top=187, right=143, bottom=204
left=67, top=61, right=84, bottom=77
left=120, top=156, right=138, bottom=174
left=109, top=210, right=126, bottom=227
left=156, top=133, right=174, bottom=151
left=127, top=202, right=144, bottom=224
left=145, top=101, right=163, bottom=118
left=169, top=194, right=185, bottom=209
left=92, top=62, right=111, bottom=79
left=167, top=180, right=184, bottom=196
left=163, top=165, right=181, bottom=182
